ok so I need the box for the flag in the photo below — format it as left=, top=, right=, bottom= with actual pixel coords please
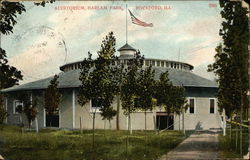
left=128, top=10, right=153, bottom=27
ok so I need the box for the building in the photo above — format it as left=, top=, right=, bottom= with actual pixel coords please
left=2, top=43, right=221, bottom=131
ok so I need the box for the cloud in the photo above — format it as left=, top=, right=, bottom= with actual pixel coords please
left=8, top=27, right=67, bottom=83
left=4, top=1, right=222, bottom=84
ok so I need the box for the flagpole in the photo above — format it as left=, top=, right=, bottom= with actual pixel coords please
left=126, top=4, right=128, bottom=44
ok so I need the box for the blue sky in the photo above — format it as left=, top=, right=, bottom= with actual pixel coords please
left=1, top=1, right=222, bottom=83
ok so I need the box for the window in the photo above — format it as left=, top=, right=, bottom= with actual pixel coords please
left=161, top=61, right=164, bottom=67
left=13, top=100, right=23, bottom=114
left=145, top=60, right=150, bottom=66
left=210, top=99, right=215, bottom=114
left=124, top=60, right=127, bottom=65
left=189, top=98, right=195, bottom=114
left=152, top=61, right=155, bottom=66
left=165, top=62, right=169, bottom=67
left=90, top=98, right=104, bottom=113
left=157, top=61, right=160, bottom=67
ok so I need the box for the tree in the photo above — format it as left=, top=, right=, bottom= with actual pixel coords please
left=154, top=71, right=187, bottom=131
left=154, top=72, right=172, bottom=112
left=208, top=0, right=249, bottom=156
left=120, top=51, right=144, bottom=134
left=113, top=61, right=124, bottom=130
left=100, top=106, right=117, bottom=129
left=44, top=75, right=61, bottom=115
left=169, top=85, right=188, bottom=131
left=136, top=65, right=156, bottom=130
left=208, top=0, right=249, bottom=118
left=78, top=32, right=118, bottom=157
left=24, top=97, right=38, bottom=129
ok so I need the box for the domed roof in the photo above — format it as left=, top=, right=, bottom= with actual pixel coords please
left=118, top=43, right=136, bottom=52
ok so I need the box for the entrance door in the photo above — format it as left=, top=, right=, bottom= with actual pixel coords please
left=46, top=108, right=59, bottom=127
left=156, top=112, right=174, bottom=130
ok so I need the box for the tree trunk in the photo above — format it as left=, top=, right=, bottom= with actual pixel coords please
left=182, top=109, right=185, bottom=135
left=144, top=111, right=147, bottom=130
left=19, top=114, right=24, bottom=134
left=248, top=92, right=250, bottom=160
left=240, top=94, right=243, bottom=157
left=129, top=112, right=132, bottom=135
left=157, top=115, right=161, bottom=134
left=230, top=117, right=232, bottom=142
left=167, top=116, right=169, bottom=130
left=104, top=119, right=106, bottom=130
left=116, top=95, right=120, bottom=130
left=223, top=109, right=226, bottom=136
left=92, top=112, right=96, bottom=160
left=28, top=119, right=31, bottom=129
left=19, top=114, right=22, bottom=124
left=236, top=126, right=238, bottom=151
left=80, top=116, right=82, bottom=134
left=179, top=114, right=181, bottom=131
left=109, top=120, right=111, bottom=130
left=35, top=117, right=38, bottom=133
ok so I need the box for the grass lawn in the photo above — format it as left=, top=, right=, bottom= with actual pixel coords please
left=218, top=128, right=249, bottom=158
left=0, top=125, right=186, bottom=160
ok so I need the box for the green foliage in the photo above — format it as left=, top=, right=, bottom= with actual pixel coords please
left=135, top=65, right=156, bottom=112
left=121, top=51, right=144, bottom=115
left=208, top=0, right=249, bottom=118
left=0, top=48, right=23, bottom=89
left=24, top=98, right=38, bottom=128
left=44, top=75, right=61, bottom=115
left=34, top=0, right=55, bottom=7
left=78, top=32, right=118, bottom=121
left=0, top=1, right=26, bottom=35
left=169, top=86, right=187, bottom=115
left=154, top=71, right=172, bottom=112
left=0, top=1, right=55, bottom=35
left=154, top=71, right=187, bottom=114
left=100, top=107, right=117, bottom=122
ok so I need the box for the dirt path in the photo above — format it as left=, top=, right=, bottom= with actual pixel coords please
left=160, top=130, right=219, bottom=160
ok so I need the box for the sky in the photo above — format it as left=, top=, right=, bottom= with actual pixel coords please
left=1, top=1, right=222, bottom=84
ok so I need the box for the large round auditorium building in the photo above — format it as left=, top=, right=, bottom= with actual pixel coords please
left=2, top=43, right=221, bottom=131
